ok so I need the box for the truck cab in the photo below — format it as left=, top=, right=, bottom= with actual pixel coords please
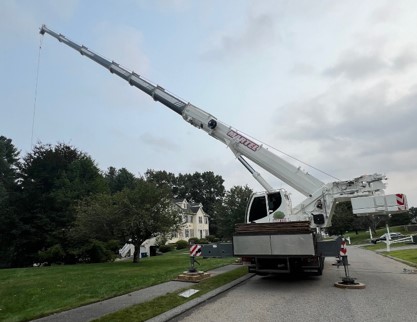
left=247, top=190, right=292, bottom=223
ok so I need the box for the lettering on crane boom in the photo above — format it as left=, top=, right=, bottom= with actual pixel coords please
left=227, top=130, right=260, bottom=152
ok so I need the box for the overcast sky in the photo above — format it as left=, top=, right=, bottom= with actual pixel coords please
left=1, top=0, right=416, bottom=208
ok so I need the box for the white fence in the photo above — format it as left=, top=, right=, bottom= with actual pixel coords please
left=383, top=235, right=414, bottom=252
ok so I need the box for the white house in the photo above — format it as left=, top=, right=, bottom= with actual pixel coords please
left=168, top=199, right=210, bottom=244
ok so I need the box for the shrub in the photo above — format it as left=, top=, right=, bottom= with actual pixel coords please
left=176, top=240, right=188, bottom=250
left=158, top=245, right=173, bottom=253
left=206, top=235, right=217, bottom=243
left=199, top=238, right=209, bottom=244
left=78, top=239, right=115, bottom=263
left=38, top=244, right=65, bottom=264
left=188, top=237, right=200, bottom=245
left=106, top=239, right=121, bottom=254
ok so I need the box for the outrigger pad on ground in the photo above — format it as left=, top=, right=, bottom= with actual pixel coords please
left=334, top=281, right=366, bottom=289
left=174, top=271, right=211, bottom=283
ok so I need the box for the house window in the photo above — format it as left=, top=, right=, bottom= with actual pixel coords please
left=198, top=216, right=202, bottom=224
left=187, top=215, right=193, bottom=223
left=190, top=230, right=194, bottom=238
left=185, top=229, right=189, bottom=238
left=199, top=230, right=203, bottom=239
left=172, top=231, right=177, bottom=238
left=205, top=230, right=209, bottom=237
left=204, top=217, right=208, bottom=225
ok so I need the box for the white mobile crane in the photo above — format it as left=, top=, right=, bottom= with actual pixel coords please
left=40, top=25, right=408, bottom=275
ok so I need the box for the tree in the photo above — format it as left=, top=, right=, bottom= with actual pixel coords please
left=70, top=192, right=126, bottom=263
left=0, top=136, right=20, bottom=267
left=105, top=167, right=137, bottom=194
left=145, top=169, right=177, bottom=191
left=114, top=180, right=182, bottom=263
left=410, top=207, right=417, bottom=223
left=73, top=193, right=121, bottom=243
left=327, top=201, right=355, bottom=236
left=176, top=172, right=225, bottom=216
left=388, top=212, right=412, bottom=226
left=214, top=185, right=253, bottom=239
left=74, top=180, right=183, bottom=263
left=13, top=143, right=106, bottom=266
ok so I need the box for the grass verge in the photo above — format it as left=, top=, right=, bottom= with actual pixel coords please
left=379, top=249, right=417, bottom=267
left=94, top=265, right=248, bottom=322
left=0, top=250, right=235, bottom=322
left=362, top=242, right=412, bottom=251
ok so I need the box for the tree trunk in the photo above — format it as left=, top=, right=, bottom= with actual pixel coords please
left=132, top=244, right=140, bottom=263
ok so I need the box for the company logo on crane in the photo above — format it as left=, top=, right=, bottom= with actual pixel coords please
left=227, top=130, right=260, bottom=152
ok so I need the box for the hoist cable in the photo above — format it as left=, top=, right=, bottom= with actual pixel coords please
left=237, top=128, right=341, bottom=182
left=31, top=34, right=44, bottom=148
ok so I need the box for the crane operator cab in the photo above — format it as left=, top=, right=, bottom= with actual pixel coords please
left=246, top=190, right=292, bottom=223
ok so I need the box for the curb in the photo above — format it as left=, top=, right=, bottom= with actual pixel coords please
left=147, top=273, right=255, bottom=322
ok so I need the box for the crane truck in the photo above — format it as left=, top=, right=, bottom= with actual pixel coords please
left=39, top=25, right=408, bottom=275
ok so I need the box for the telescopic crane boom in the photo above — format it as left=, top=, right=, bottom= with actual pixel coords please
left=39, top=25, right=323, bottom=196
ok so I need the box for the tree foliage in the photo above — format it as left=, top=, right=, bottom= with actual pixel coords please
left=214, top=185, right=253, bottom=239
left=73, top=193, right=120, bottom=243
left=144, top=169, right=177, bottom=191
left=0, top=137, right=239, bottom=266
left=0, top=136, right=20, bottom=267
left=116, top=180, right=182, bottom=262
left=410, top=207, right=417, bottom=223
left=327, top=201, right=355, bottom=236
left=74, top=180, right=182, bottom=263
left=10, top=143, right=105, bottom=266
left=388, top=212, right=412, bottom=226
left=327, top=200, right=414, bottom=236
left=105, top=166, right=137, bottom=194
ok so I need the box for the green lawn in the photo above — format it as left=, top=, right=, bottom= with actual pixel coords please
left=0, top=251, right=235, bottom=322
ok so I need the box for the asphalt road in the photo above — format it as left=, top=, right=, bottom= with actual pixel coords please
left=171, top=246, right=417, bottom=322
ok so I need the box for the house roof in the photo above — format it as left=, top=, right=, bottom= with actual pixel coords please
left=173, top=199, right=208, bottom=216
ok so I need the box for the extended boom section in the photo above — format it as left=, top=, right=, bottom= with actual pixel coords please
left=40, top=25, right=187, bottom=116
left=39, top=24, right=324, bottom=199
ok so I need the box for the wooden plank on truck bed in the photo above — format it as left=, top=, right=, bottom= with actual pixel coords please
left=234, top=221, right=312, bottom=235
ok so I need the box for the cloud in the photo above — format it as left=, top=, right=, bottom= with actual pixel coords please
left=290, top=63, right=315, bottom=76
left=269, top=77, right=417, bottom=179
left=323, top=50, right=387, bottom=80
left=139, top=132, right=179, bottom=152
left=370, top=2, right=403, bottom=24
left=324, top=48, right=417, bottom=80
left=201, top=11, right=279, bottom=61
left=391, top=48, right=417, bottom=70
